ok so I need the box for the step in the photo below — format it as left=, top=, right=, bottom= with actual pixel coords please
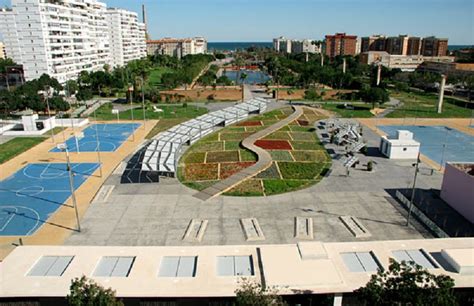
left=295, top=217, right=314, bottom=240
left=93, top=185, right=115, bottom=204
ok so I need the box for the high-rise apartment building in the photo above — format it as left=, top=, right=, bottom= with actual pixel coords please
left=421, top=36, right=449, bottom=57
left=106, top=8, right=147, bottom=67
left=406, top=37, right=422, bottom=55
left=385, top=35, right=409, bottom=55
left=0, top=0, right=147, bottom=83
left=273, top=37, right=321, bottom=54
left=324, top=33, right=358, bottom=58
left=361, top=35, right=386, bottom=53
left=361, top=35, right=448, bottom=57
left=146, top=37, right=208, bottom=58
left=0, top=41, right=6, bottom=59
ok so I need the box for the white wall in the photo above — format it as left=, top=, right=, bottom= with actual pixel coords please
left=380, top=138, right=420, bottom=159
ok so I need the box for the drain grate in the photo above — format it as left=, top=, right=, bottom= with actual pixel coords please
left=240, top=218, right=265, bottom=241
left=339, top=216, right=372, bottom=238
left=295, top=217, right=314, bottom=240
left=182, top=219, right=208, bottom=242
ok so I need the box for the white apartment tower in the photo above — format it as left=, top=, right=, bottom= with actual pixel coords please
left=0, top=1, right=147, bottom=82
left=106, top=8, right=147, bottom=67
left=0, top=0, right=110, bottom=83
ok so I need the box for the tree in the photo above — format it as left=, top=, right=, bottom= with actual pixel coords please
left=360, top=86, right=389, bottom=109
left=67, top=276, right=123, bottom=306
left=356, top=259, right=457, bottom=306
left=235, top=278, right=286, bottom=306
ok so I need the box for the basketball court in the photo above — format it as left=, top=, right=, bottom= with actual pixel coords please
left=50, top=123, right=141, bottom=153
left=0, top=163, right=99, bottom=236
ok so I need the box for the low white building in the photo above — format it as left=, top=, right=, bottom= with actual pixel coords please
left=360, top=51, right=454, bottom=72
left=146, top=37, right=208, bottom=58
left=379, top=130, right=420, bottom=159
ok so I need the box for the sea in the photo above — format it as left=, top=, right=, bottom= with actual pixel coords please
left=207, top=42, right=471, bottom=52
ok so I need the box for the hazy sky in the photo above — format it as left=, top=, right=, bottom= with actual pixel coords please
left=1, top=0, right=473, bottom=44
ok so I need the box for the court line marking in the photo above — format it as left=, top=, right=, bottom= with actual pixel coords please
left=0, top=206, right=41, bottom=235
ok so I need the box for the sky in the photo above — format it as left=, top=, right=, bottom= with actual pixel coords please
left=1, top=0, right=473, bottom=44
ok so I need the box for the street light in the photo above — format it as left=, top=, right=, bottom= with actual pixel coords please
left=93, top=106, right=103, bottom=177
left=128, top=84, right=135, bottom=141
left=406, top=152, right=421, bottom=227
left=56, top=143, right=81, bottom=232
left=140, top=76, right=146, bottom=128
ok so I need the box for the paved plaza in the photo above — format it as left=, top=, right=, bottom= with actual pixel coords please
left=66, top=115, right=440, bottom=247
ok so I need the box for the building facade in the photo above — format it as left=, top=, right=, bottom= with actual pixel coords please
left=146, top=37, right=208, bottom=58
left=0, top=1, right=146, bottom=83
left=325, top=33, right=358, bottom=58
left=0, top=41, right=5, bottom=59
left=360, top=35, right=448, bottom=57
left=106, top=8, right=147, bottom=67
left=421, top=36, right=449, bottom=57
left=360, top=51, right=454, bottom=72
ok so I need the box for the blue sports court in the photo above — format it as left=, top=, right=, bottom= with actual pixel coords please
left=0, top=163, right=99, bottom=236
left=378, top=125, right=474, bottom=165
left=50, top=123, right=141, bottom=153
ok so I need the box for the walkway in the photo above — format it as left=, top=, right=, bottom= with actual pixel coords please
left=194, top=106, right=304, bottom=201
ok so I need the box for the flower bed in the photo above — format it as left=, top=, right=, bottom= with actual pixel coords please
left=184, top=152, right=206, bottom=164
left=291, top=150, right=328, bottom=162
left=220, top=162, right=255, bottom=179
left=237, top=121, right=262, bottom=127
left=270, top=150, right=294, bottom=161
left=184, top=163, right=219, bottom=181
left=224, top=179, right=264, bottom=196
left=206, top=151, right=240, bottom=163
left=278, top=162, right=325, bottom=180
left=255, top=140, right=292, bottom=150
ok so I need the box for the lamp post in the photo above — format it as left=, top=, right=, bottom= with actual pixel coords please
left=56, top=143, right=81, bottom=232
left=128, top=84, right=135, bottom=141
left=93, top=107, right=103, bottom=177
left=140, top=76, right=146, bottom=128
left=406, top=152, right=421, bottom=227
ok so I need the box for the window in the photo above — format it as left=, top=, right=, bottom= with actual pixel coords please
left=158, top=256, right=197, bottom=277
left=93, top=256, right=135, bottom=277
left=403, top=148, right=407, bottom=151
left=217, top=256, right=254, bottom=276
left=392, top=249, right=437, bottom=269
left=28, top=256, right=74, bottom=276
left=341, top=252, right=382, bottom=272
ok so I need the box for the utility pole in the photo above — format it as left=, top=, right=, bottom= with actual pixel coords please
left=437, top=74, right=447, bottom=114
left=376, top=63, right=382, bottom=86
left=141, top=76, right=146, bottom=128
left=43, top=86, right=55, bottom=143
left=406, top=152, right=421, bottom=227
left=129, top=85, right=135, bottom=141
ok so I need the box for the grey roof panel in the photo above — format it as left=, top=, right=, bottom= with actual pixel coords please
left=28, top=256, right=73, bottom=277
left=234, top=255, right=253, bottom=276
left=159, top=256, right=180, bottom=277
left=217, top=256, right=235, bottom=276
left=176, top=256, right=197, bottom=277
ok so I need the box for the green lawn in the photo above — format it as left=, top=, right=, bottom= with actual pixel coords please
left=91, top=103, right=208, bottom=121
left=321, top=103, right=374, bottom=118
left=387, top=91, right=472, bottom=118
left=148, top=67, right=175, bottom=86
left=0, top=137, right=46, bottom=164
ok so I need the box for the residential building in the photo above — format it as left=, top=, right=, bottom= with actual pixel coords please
left=0, top=41, right=5, bottom=59
left=324, top=33, right=358, bottom=58
left=361, top=35, right=386, bottom=53
left=106, top=8, right=147, bottom=67
left=0, top=0, right=112, bottom=83
left=360, top=51, right=454, bottom=72
left=1, top=239, right=472, bottom=304
left=407, top=37, right=422, bottom=55
left=385, top=35, right=409, bottom=55
left=146, top=37, right=208, bottom=58
left=421, top=36, right=449, bottom=56
left=0, top=9, right=21, bottom=62
left=273, top=36, right=292, bottom=53
left=291, top=39, right=321, bottom=54
left=0, top=1, right=147, bottom=83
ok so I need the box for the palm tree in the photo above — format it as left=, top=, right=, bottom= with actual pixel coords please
left=240, top=72, right=248, bottom=102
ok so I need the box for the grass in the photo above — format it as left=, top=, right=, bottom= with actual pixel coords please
left=270, top=150, right=294, bottom=161
left=206, top=151, right=239, bottom=163
left=278, top=162, right=326, bottom=180
left=91, top=103, right=208, bottom=121
left=224, top=179, right=264, bottom=197
left=0, top=137, right=46, bottom=164
left=321, top=103, right=374, bottom=118
left=239, top=149, right=258, bottom=162
left=224, top=141, right=242, bottom=151
left=387, top=91, right=472, bottom=118
left=291, top=141, right=324, bottom=150
left=263, top=179, right=312, bottom=196
left=148, top=67, right=175, bottom=86
left=291, top=150, right=327, bottom=162
left=146, top=118, right=188, bottom=139
left=184, top=152, right=206, bottom=164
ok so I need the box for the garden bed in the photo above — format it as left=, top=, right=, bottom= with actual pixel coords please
left=178, top=107, right=332, bottom=196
